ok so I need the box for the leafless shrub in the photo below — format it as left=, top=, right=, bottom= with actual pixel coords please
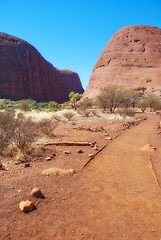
left=62, top=111, right=75, bottom=121
left=38, top=119, right=57, bottom=136
left=0, top=110, right=42, bottom=159
left=13, top=114, right=38, bottom=155
left=0, top=110, right=17, bottom=154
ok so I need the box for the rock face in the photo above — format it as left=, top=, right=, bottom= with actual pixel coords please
left=0, top=33, right=84, bottom=103
left=84, top=25, right=161, bottom=98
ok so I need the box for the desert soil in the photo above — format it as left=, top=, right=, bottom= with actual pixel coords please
left=1, top=113, right=161, bottom=240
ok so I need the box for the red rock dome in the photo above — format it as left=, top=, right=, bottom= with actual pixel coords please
left=84, top=25, right=161, bottom=98
left=0, top=33, right=84, bottom=103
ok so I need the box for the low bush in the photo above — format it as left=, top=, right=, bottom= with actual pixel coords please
left=38, top=119, right=57, bottom=136
left=0, top=110, right=17, bottom=154
left=63, top=110, right=75, bottom=121
left=0, top=110, right=39, bottom=158
left=12, top=113, right=38, bottom=155
left=137, top=94, right=161, bottom=112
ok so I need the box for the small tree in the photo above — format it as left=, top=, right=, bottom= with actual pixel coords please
left=68, top=92, right=82, bottom=108
left=96, top=85, right=125, bottom=113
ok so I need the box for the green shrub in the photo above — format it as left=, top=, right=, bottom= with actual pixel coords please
left=48, top=101, right=59, bottom=111
left=36, top=102, right=49, bottom=109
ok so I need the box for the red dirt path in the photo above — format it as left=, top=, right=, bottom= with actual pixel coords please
left=1, top=113, right=161, bottom=239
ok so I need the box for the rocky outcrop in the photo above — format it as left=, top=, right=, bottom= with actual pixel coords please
left=0, top=33, right=84, bottom=103
left=84, top=25, right=161, bottom=98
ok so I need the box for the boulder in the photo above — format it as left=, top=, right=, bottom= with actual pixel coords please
left=46, top=157, right=52, bottom=161
left=63, top=150, right=71, bottom=155
left=88, top=153, right=94, bottom=157
left=106, top=137, right=113, bottom=140
left=0, top=33, right=84, bottom=103
left=19, top=200, right=35, bottom=213
left=77, top=149, right=84, bottom=153
left=31, top=187, right=45, bottom=199
left=84, top=25, right=161, bottom=99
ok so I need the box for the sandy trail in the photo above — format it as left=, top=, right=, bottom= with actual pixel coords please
left=73, top=113, right=161, bottom=240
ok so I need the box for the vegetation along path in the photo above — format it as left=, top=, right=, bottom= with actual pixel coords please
left=1, top=113, right=161, bottom=240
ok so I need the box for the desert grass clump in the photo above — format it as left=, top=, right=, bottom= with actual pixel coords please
left=52, top=113, right=62, bottom=122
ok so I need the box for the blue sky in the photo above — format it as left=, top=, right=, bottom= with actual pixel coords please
left=0, top=0, right=161, bottom=89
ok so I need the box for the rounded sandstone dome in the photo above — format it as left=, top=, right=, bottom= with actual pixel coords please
left=84, top=25, right=161, bottom=98
left=0, top=33, right=84, bottom=103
